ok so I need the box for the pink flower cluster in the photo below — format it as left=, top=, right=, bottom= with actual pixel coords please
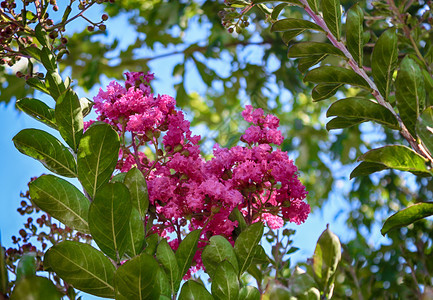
left=89, top=72, right=309, bottom=274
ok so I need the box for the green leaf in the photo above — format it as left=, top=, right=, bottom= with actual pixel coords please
left=13, top=129, right=77, bottom=177
left=322, top=0, right=342, bottom=40
left=29, top=175, right=90, bottom=233
left=381, top=202, right=433, bottom=235
left=45, top=71, right=65, bottom=101
left=228, top=207, right=247, bottom=240
left=358, top=145, right=431, bottom=175
left=22, top=45, right=41, bottom=61
left=156, top=239, right=181, bottom=295
left=175, top=229, right=201, bottom=279
left=326, top=97, right=399, bottom=129
left=271, top=3, right=288, bottom=20
left=89, top=182, right=132, bottom=261
left=179, top=280, right=214, bottom=300
left=282, top=29, right=305, bottom=45
left=211, top=260, right=240, bottom=300
left=124, top=167, right=149, bottom=219
left=234, top=222, right=264, bottom=275
left=35, top=24, right=50, bottom=47
left=143, top=234, right=159, bottom=256
left=307, top=0, right=320, bottom=13
left=115, top=253, right=161, bottom=300
left=263, top=283, right=291, bottom=299
left=0, top=237, right=7, bottom=294
left=77, top=122, right=120, bottom=199
left=26, top=77, right=50, bottom=94
left=55, top=89, right=83, bottom=152
left=157, top=266, right=172, bottom=298
left=239, top=286, right=261, bottom=300
left=346, top=4, right=364, bottom=66
left=80, top=97, right=94, bottom=117
left=396, top=56, right=426, bottom=137
left=298, top=55, right=327, bottom=73
left=44, top=241, right=116, bottom=298
left=371, top=29, right=398, bottom=100
left=10, top=276, right=61, bottom=300
left=16, top=98, right=57, bottom=129
left=125, top=208, right=145, bottom=258
left=288, top=266, right=317, bottom=296
left=111, top=172, right=126, bottom=183
left=288, top=42, right=344, bottom=58
left=16, top=253, right=36, bottom=282
left=312, top=83, right=342, bottom=101
left=271, top=18, right=325, bottom=33
left=417, top=106, right=433, bottom=157
left=326, top=117, right=365, bottom=130
left=40, top=47, right=57, bottom=72
left=350, top=161, right=389, bottom=179
left=312, top=226, right=341, bottom=293
left=202, top=235, right=239, bottom=279
left=304, top=66, right=370, bottom=89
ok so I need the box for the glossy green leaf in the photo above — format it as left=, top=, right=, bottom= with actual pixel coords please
left=0, top=237, right=7, bottom=294
left=358, top=145, right=430, bottom=175
left=179, top=280, right=213, bottom=300
left=271, top=3, right=288, bottom=20
left=312, top=83, right=342, bottom=101
left=234, top=222, right=264, bottom=275
left=40, top=47, right=57, bottom=72
left=89, top=182, right=131, bottom=261
left=157, top=266, right=172, bottom=298
left=381, top=202, right=433, bottom=235
left=298, top=55, right=327, bottom=73
left=326, top=97, right=399, bottom=129
left=326, top=116, right=365, bottom=130
left=55, top=89, right=83, bottom=152
left=124, top=167, right=149, bottom=219
left=288, top=266, right=317, bottom=296
left=211, top=260, right=239, bottom=300
left=312, top=226, right=341, bottom=292
left=16, top=253, right=36, bottom=282
left=202, top=235, right=239, bottom=278
left=22, top=45, right=41, bottom=61
left=125, top=208, right=145, bottom=258
left=46, top=71, right=65, bottom=101
left=35, top=24, right=50, bottom=47
left=156, top=239, right=181, bottom=295
left=271, top=18, right=324, bottom=33
left=143, top=233, right=159, bottom=256
left=371, top=29, right=398, bottom=100
left=44, top=241, right=116, bottom=298
left=26, top=77, right=50, bottom=95
left=304, top=66, right=370, bottom=89
left=115, top=252, right=161, bottom=300
left=29, top=175, right=90, bottom=233
left=350, top=161, right=389, bottom=179
left=16, top=98, right=57, bottom=129
left=111, top=172, right=126, bottom=182
left=322, top=0, right=342, bottom=40
left=11, top=276, right=61, bottom=300
left=417, top=106, right=433, bottom=157
left=288, top=42, right=344, bottom=58
left=77, top=122, right=120, bottom=199
left=396, top=56, right=426, bottom=137
left=282, top=29, right=305, bottom=45
left=307, top=0, right=320, bottom=13
left=13, top=129, right=77, bottom=177
left=346, top=4, right=364, bottom=66
left=239, top=286, right=261, bottom=300
left=175, top=229, right=201, bottom=279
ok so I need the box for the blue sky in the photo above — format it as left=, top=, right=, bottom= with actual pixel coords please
left=0, top=3, right=387, bottom=299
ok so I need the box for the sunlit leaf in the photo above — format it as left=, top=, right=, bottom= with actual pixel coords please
left=381, top=202, right=433, bottom=235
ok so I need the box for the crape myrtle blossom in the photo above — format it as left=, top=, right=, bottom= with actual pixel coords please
left=87, top=71, right=309, bottom=275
